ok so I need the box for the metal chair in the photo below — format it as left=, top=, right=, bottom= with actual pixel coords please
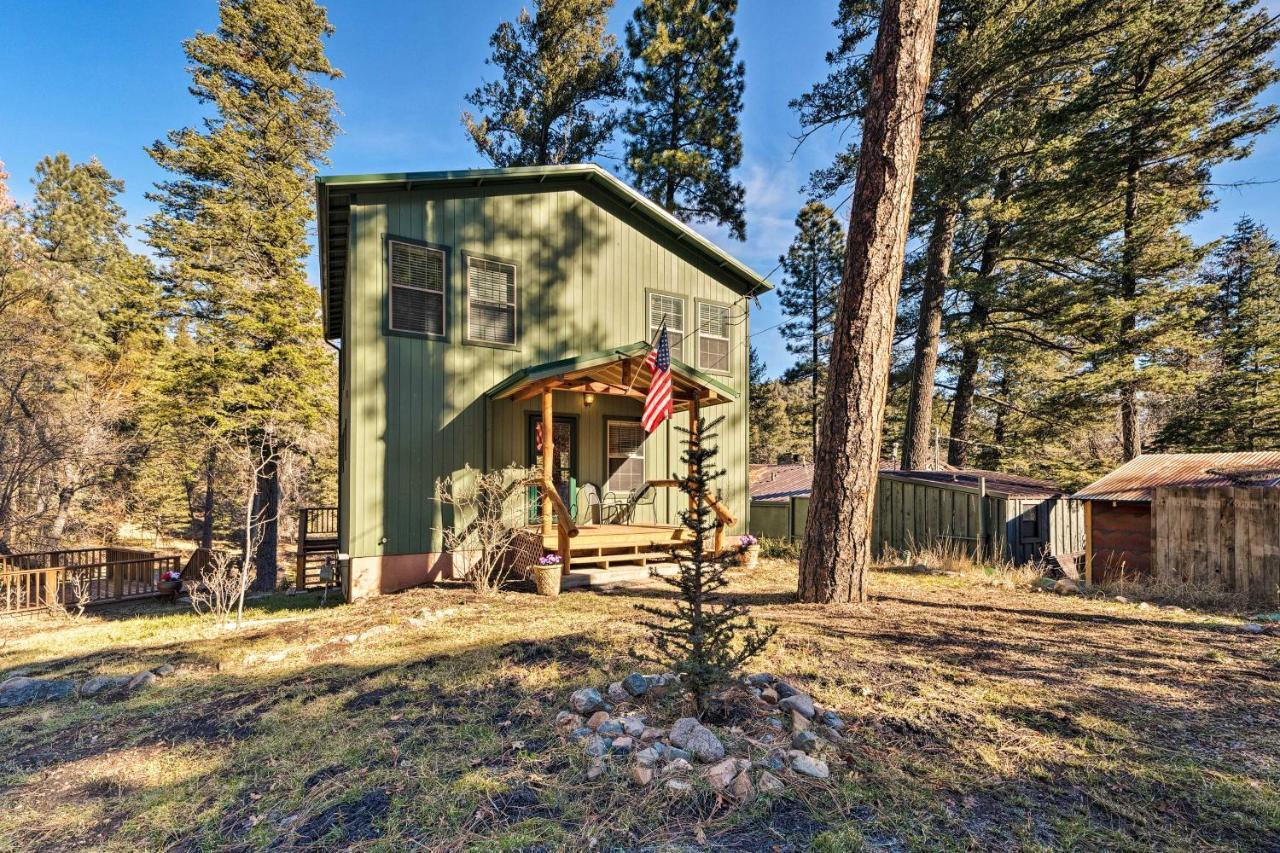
left=577, top=483, right=603, bottom=525
left=609, top=483, right=658, bottom=525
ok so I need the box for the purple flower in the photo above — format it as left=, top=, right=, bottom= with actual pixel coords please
left=537, top=553, right=562, bottom=566
left=738, top=534, right=758, bottom=550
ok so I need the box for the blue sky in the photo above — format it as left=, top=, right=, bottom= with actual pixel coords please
left=2, top=1, right=1278, bottom=377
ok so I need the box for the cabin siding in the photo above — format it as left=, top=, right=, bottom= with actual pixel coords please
left=341, top=184, right=749, bottom=562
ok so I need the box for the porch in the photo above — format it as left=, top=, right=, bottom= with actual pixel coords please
left=489, top=342, right=740, bottom=577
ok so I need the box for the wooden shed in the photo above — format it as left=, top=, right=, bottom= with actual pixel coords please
left=748, top=464, right=1083, bottom=566
left=1074, top=452, right=1280, bottom=587
left=873, top=469, right=1084, bottom=565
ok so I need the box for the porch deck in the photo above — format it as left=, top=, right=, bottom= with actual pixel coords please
left=531, top=522, right=690, bottom=571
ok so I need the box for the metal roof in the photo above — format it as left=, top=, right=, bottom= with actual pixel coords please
left=1073, top=452, right=1280, bottom=503
left=486, top=341, right=737, bottom=410
left=880, top=467, right=1068, bottom=499
left=316, top=164, right=773, bottom=340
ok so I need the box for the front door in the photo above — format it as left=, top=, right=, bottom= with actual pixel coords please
left=527, top=415, right=577, bottom=517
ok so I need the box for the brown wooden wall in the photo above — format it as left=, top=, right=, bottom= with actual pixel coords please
left=1152, top=486, right=1280, bottom=606
left=1088, top=501, right=1152, bottom=581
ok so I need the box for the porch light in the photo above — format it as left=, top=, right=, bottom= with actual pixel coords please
left=584, top=393, right=595, bottom=408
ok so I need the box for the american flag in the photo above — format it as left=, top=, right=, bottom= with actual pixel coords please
left=642, top=325, right=673, bottom=433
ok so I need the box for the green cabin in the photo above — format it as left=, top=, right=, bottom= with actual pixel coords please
left=316, top=165, right=770, bottom=598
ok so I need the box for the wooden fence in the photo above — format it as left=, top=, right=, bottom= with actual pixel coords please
left=1153, top=486, right=1280, bottom=606
left=0, top=548, right=181, bottom=616
left=296, top=506, right=340, bottom=590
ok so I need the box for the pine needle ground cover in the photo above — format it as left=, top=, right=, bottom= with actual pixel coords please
left=0, top=562, right=1276, bottom=851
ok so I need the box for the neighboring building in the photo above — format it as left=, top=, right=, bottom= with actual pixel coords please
left=1074, top=452, right=1280, bottom=583
left=749, top=464, right=1083, bottom=565
left=317, top=165, right=770, bottom=598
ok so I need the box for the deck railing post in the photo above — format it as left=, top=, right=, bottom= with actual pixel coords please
left=541, top=387, right=554, bottom=537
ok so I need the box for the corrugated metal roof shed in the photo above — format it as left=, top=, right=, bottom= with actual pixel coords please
left=1073, top=452, right=1280, bottom=503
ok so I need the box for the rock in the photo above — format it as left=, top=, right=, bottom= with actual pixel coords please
left=630, top=764, right=654, bottom=786
left=1137, top=601, right=1152, bottom=610
left=760, top=687, right=779, bottom=703
left=154, top=663, right=176, bottom=677
left=78, top=675, right=130, bottom=697
left=820, top=710, right=845, bottom=730
left=607, top=681, right=630, bottom=704
left=1053, top=578, right=1080, bottom=595
left=556, top=711, right=584, bottom=731
left=570, top=726, right=594, bottom=741
left=791, top=709, right=811, bottom=732
left=586, top=758, right=606, bottom=781
left=1239, top=622, right=1265, bottom=634
left=729, top=769, right=755, bottom=800
left=669, top=717, right=726, bottom=763
left=634, top=747, right=661, bottom=766
left=662, top=758, right=693, bottom=776
left=778, top=693, right=816, bottom=719
left=586, top=710, right=610, bottom=730
left=640, top=726, right=665, bottom=741
left=664, top=746, right=692, bottom=763
left=622, top=673, right=650, bottom=696
left=1113, top=595, right=1130, bottom=603
left=583, top=735, right=610, bottom=757
left=621, top=716, right=647, bottom=738
left=665, top=779, right=692, bottom=792
left=764, top=716, right=784, bottom=731
left=1164, top=605, right=1185, bottom=613
left=597, top=720, right=625, bottom=736
left=703, top=758, right=740, bottom=789
left=0, top=677, right=76, bottom=708
left=774, top=681, right=799, bottom=699
left=128, top=670, right=156, bottom=691
left=746, top=673, right=774, bottom=687
left=790, top=754, right=830, bottom=779
left=610, top=736, right=634, bottom=755
left=569, top=687, right=607, bottom=714
left=792, top=730, right=819, bottom=753
left=763, top=749, right=788, bottom=771
left=758, top=770, right=785, bottom=793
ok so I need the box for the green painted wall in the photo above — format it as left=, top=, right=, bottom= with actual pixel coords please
left=339, top=183, right=751, bottom=560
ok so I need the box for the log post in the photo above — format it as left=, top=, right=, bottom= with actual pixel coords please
left=541, top=388, right=554, bottom=537
left=688, top=397, right=700, bottom=518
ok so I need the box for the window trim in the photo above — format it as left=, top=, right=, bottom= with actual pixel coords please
left=463, top=252, right=520, bottom=350
left=645, top=289, right=687, bottom=362
left=604, top=416, right=647, bottom=496
left=695, top=299, right=733, bottom=375
left=384, top=236, right=449, bottom=341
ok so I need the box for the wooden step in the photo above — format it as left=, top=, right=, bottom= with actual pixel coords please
left=561, top=562, right=679, bottom=590
left=568, top=550, right=673, bottom=567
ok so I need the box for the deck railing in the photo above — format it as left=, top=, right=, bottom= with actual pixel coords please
left=296, top=506, right=340, bottom=590
left=1, top=549, right=182, bottom=617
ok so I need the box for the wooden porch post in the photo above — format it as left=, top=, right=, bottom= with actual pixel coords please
left=541, top=387, right=554, bottom=537
left=1084, top=500, right=1093, bottom=586
left=688, top=396, right=700, bottom=517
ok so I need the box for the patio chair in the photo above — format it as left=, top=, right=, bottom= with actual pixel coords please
left=577, top=483, right=603, bottom=525
left=609, top=483, right=658, bottom=525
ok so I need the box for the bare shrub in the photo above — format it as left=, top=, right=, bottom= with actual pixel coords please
left=1098, top=573, right=1248, bottom=613
left=187, top=551, right=247, bottom=628
left=436, top=465, right=538, bottom=595
left=61, top=569, right=90, bottom=619
left=890, top=539, right=1041, bottom=589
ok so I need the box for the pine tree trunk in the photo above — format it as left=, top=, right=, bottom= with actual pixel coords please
left=902, top=201, right=958, bottom=469
left=989, top=367, right=1010, bottom=469
left=798, top=0, right=940, bottom=604
left=200, top=450, right=215, bottom=551
left=252, top=453, right=280, bottom=591
left=810, top=256, right=820, bottom=458
left=947, top=189, right=1005, bottom=467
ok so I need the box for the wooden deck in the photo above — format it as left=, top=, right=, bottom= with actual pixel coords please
left=532, top=522, right=690, bottom=571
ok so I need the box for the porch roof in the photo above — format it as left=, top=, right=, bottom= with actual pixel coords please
left=486, top=342, right=738, bottom=410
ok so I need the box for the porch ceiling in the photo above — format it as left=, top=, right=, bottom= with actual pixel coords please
left=486, top=342, right=737, bottom=410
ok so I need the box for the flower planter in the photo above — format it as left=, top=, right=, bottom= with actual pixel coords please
left=738, top=544, right=760, bottom=570
left=533, top=565, right=562, bottom=597
left=157, top=579, right=182, bottom=602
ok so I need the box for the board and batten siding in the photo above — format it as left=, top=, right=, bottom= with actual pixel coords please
left=340, top=184, right=749, bottom=561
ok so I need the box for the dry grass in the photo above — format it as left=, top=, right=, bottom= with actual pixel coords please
left=0, top=560, right=1277, bottom=851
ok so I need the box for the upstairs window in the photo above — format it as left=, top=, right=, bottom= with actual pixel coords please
left=648, top=292, right=686, bottom=360
left=697, top=301, right=731, bottom=373
left=606, top=420, right=647, bottom=494
left=466, top=256, right=518, bottom=346
left=388, top=239, right=445, bottom=337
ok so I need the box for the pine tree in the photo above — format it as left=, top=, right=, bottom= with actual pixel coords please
left=1158, top=217, right=1280, bottom=451
left=624, top=0, right=747, bottom=239
left=777, top=202, right=844, bottom=455
left=637, top=416, right=774, bottom=715
left=146, top=0, right=340, bottom=588
left=463, top=0, right=628, bottom=166
left=748, top=347, right=794, bottom=464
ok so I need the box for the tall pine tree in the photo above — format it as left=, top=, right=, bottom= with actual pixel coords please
left=624, top=0, right=747, bottom=239
left=463, top=0, right=628, bottom=166
left=146, top=0, right=340, bottom=588
left=1158, top=217, right=1280, bottom=451
left=777, top=201, right=844, bottom=455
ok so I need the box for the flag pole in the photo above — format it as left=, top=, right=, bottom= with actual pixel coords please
left=622, top=317, right=666, bottom=399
